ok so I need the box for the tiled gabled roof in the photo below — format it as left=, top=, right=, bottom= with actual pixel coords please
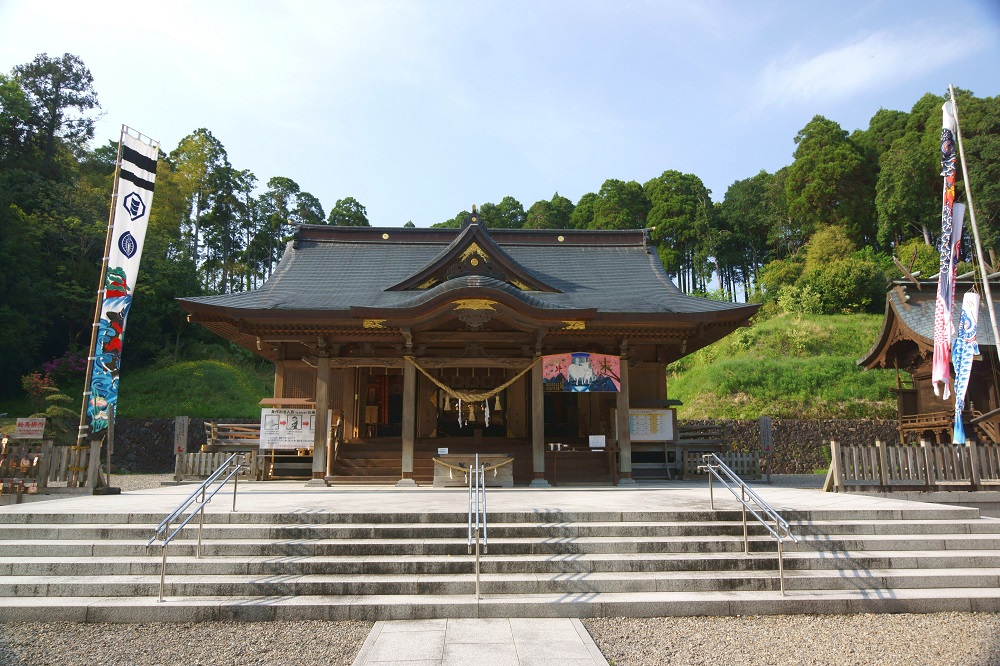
left=179, top=223, right=758, bottom=321
left=859, top=278, right=1000, bottom=368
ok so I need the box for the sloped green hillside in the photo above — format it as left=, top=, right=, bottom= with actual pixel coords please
left=668, top=313, right=897, bottom=420
left=117, top=360, right=273, bottom=418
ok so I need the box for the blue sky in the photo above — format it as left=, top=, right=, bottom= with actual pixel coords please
left=1, top=0, right=998, bottom=227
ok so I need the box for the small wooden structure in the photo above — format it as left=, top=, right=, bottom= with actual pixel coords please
left=0, top=439, right=103, bottom=498
left=859, top=276, right=1000, bottom=445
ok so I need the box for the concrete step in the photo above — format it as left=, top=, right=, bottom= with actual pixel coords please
left=8, top=532, right=1000, bottom=558
left=3, top=518, right=999, bottom=541
left=4, top=567, right=1000, bottom=598
left=3, top=587, right=1000, bottom=623
left=326, top=476, right=402, bottom=485
left=5, top=549, right=1000, bottom=577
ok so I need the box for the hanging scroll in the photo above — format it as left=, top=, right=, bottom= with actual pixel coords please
left=542, top=352, right=620, bottom=392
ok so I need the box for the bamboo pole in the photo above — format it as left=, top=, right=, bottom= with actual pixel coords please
left=950, top=85, right=1000, bottom=353
left=76, top=125, right=125, bottom=446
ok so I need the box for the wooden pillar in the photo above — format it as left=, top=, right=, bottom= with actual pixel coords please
left=529, top=355, right=549, bottom=487
left=397, top=357, right=418, bottom=486
left=343, top=367, right=357, bottom=442
left=273, top=345, right=285, bottom=398
left=309, top=350, right=330, bottom=484
left=616, top=347, right=634, bottom=485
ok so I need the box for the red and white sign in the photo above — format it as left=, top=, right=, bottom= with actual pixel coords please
left=14, top=418, right=46, bottom=440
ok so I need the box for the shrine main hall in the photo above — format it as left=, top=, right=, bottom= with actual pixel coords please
left=179, top=212, right=758, bottom=486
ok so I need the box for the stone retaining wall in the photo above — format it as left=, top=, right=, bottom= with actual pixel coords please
left=101, top=417, right=900, bottom=475
left=684, top=418, right=900, bottom=474
left=109, top=418, right=259, bottom=473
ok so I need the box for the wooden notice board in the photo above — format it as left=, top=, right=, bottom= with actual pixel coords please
left=628, top=408, right=676, bottom=442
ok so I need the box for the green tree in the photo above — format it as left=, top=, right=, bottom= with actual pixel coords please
left=644, top=170, right=712, bottom=292
left=590, top=179, right=649, bottom=230
left=875, top=132, right=938, bottom=247
left=569, top=192, right=597, bottom=229
left=327, top=196, right=369, bottom=226
left=803, top=225, right=856, bottom=272
left=494, top=195, right=526, bottom=229
left=295, top=192, right=325, bottom=225
left=0, top=74, right=31, bottom=165
left=13, top=53, right=100, bottom=176
left=785, top=115, right=875, bottom=248
left=955, top=91, right=1000, bottom=250
left=170, top=128, right=229, bottom=266
left=432, top=209, right=470, bottom=228
left=717, top=170, right=774, bottom=297
left=525, top=192, right=574, bottom=229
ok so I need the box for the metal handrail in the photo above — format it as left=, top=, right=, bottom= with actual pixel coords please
left=146, top=452, right=248, bottom=602
left=467, top=454, right=488, bottom=600
left=699, top=453, right=799, bottom=595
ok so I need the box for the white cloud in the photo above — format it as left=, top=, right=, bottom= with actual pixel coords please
left=756, top=25, right=993, bottom=107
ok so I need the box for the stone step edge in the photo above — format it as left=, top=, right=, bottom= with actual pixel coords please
left=0, top=509, right=980, bottom=524
left=5, top=567, right=1000, bottom=585
left=3, top=518, right=996, bottom=530
left=2, top=588, right=999, bottom=623
left=4, top=548, right=1000, bottom=562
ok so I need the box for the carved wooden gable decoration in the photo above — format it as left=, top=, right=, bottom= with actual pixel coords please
left=386, top=209, right=559, bottom=294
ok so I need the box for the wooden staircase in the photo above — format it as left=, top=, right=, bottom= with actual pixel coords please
left=329, top=438, right=404, bottom=484
left=331, top=438, right=608, bottom=485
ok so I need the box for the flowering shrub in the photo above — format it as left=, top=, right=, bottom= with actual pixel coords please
left=21, top=373, right=57, bottom=412
left=41, top=349, right=88, bottom=386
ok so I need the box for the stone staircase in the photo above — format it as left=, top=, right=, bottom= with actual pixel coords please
left=2, top=503, right=1000, bottom=621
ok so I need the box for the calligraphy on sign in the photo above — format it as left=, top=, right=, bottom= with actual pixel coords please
left=14, top=418, right=46, bottom=440
left=542, top=352, right=620, bottom=392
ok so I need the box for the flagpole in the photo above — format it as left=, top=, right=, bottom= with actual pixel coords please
left=950, top=85, right=1000, bottom=351
left=76, top=125, right=126, bottom=460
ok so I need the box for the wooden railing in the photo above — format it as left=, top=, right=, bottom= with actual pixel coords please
left=677, top=423, right=727, bottom=448
left=829, top=439, right=1000, bottom=491
left=204, top=422, right=260, bottom=451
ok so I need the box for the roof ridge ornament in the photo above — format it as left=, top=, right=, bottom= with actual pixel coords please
left=385, top=208, right=560, bottom=293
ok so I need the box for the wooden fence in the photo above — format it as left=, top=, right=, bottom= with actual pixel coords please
left=1, top=440, right=101, bottom=493
left=174, top=450, right=257, bottom=481
left=829, top=439, right=1000, bottom=491
left=683, top=451, right=761, bottom=480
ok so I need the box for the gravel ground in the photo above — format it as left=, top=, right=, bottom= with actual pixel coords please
left=582, top=613, right=1000, bottom=666
left=1, top=614, right=997, bottom=666
left=0, top=620, right=373, bottom=666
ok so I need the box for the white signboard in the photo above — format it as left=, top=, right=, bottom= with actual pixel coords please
left=628, top=409, right=676, bottom=442
left=589, top=435, right=606, bottom=449
left=259, top=408, right=323, bottom=450
left=15, top=418, right=46, bottom=440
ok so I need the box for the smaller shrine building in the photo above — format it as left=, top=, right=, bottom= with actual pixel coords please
left=860, top=275, right=1000, bottom=445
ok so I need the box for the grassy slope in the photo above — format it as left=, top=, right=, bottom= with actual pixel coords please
left=31, top=314, right=894, bottom=422
left=116, top=359, right=273, bottom=419
left=668, top=313, right=898, bottom=420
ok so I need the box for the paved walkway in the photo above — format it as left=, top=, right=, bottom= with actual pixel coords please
left=352, top=618, right=608, bottom=666
left=0, top=479, right=971, bottom=517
